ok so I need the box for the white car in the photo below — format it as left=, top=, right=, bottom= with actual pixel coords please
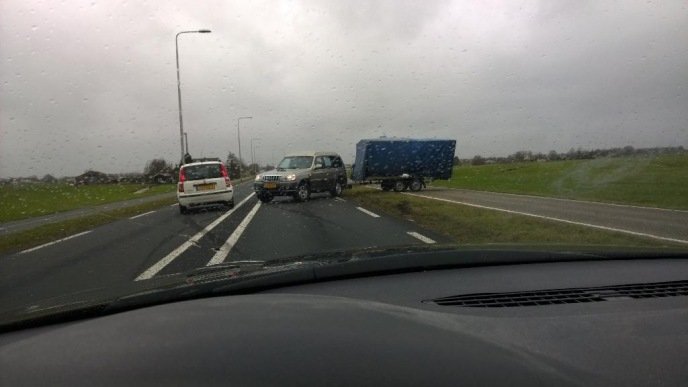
left=177, top=160, right=234, bottom=214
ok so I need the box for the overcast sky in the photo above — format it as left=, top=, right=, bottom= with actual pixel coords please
left=1, top=0, right=686, bottom=177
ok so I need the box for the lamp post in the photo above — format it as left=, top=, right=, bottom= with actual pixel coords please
left=183, top=132, right=189, bottom=154
left=236, top=116, right=252, bottom=177
left=176, top=29, right=211, bottom=164
left=251, top=138, right=261, bottom=174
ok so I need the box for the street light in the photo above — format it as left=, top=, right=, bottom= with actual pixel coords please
left=183, top=132, right=189, bottom=154
left=175, top=29, right=211, bottom=164
left=251, top=138, right=261, bottom=174
left=236, top=116, right=252, bottom=177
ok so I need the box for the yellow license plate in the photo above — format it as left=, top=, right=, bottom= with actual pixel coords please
left=195, top=183, right=216, bottom=191
left=264, top=182, right=277, bottom=189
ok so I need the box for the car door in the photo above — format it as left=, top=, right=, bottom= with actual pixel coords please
left=311, top=156, right=328, bottom=191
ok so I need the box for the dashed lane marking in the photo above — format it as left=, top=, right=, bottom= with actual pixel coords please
left=129, top=210, right=155, bottom=220
left=20, top=231, right=93, bottom=254
left=407, top=231, right=436, bottom=244
left=356, top=207, right=380, bottom=218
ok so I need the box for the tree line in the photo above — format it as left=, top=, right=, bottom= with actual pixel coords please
left=463, top=145, right=686, bottom=166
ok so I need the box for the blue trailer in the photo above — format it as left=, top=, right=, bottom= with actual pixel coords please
left=351, top=138, right=456, bottom=191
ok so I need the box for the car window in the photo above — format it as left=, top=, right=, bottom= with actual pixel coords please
left=183, top=164, right=222, bottom=180
left=278, top=156, right=313, bottom=169
left=330, top=156, right=343, bottom=168
left=322, top=156, right=332, bottom=168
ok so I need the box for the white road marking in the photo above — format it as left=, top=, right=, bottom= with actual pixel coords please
left=20, top=230, right=93, bottom=254
left=207, top=202, right=262, bottom=266
left=405, top=192, right=688, bottom=245
left=335, top=197, right=346, bottom=202
left=135, top=193, right=255, bottom=281
left=129, top=210, right=155, bottom=220
left=433, top=187, right=688, bottom=214
left=356, top=207, right=380, bottom=218
left=170, top=203, right=179, bottom=207
left=407, top=231, right=436, bottom=244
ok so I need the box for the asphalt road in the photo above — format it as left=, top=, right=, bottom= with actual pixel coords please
left=0, top=182, right=447, bottom=311
left=411, top=187, right=688, bottom=245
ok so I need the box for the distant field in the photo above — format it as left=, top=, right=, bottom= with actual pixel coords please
left=0, top=183, right=176, bottom=222
left=432, top=154, right=688, bottom=210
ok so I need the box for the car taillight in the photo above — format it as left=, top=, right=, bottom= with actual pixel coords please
left=220, top=164, right=231, bottom=186
left=178, top=168, right=186, bottom=192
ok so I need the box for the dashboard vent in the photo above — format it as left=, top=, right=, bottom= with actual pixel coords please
left=429, top=280, right=688, bottom=308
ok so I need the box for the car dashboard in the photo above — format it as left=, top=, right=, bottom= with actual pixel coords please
left=1, top=258, right=687, bottom=386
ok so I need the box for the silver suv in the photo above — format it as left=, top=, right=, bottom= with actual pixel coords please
left=254, top=152, right=347, bottom=203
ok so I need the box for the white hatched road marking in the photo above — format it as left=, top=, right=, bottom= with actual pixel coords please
left=207, top=202, right=262, bottom=266
left=129, top=210, right=155, bottom=220
left=407, top=231, right=436, bottom=244
left=135, top=193, right=255, bottom=281
left=405, top=192, right=688, bottom=245
left=20, top=231, right=93, bottom=254
left=356, top=207, right=380, bottom=218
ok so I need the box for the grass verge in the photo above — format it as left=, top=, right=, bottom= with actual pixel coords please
left=0, top=196, right=176, bottom=255
left=345, top=187, right=681, bottom=248
left=0, top=183, right=176, bottom=222
left=431, top=154, right=688, bottom=210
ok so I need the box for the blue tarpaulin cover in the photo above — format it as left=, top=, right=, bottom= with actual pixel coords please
left=352, top=138, right=456, bottom=181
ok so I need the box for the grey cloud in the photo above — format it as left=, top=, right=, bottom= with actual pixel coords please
left=1, top=0, right=687, bottom=177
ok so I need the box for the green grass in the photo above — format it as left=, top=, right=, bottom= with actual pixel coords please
left=345, top=187, right=681, bottom=248
left=0, top=183, right=176, bottom=222
left=0, top=196, right=177, bottom=255
left=432, top=154, right=688, bottom=210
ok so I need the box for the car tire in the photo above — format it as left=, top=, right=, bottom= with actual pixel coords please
left=294, top=182, right=310, bottom=202
left=330, top=181, right=343, bottom=197
left=409, top=179, right=423, bottom=192
left=258, top=193, right=273, bottom=203
left=225, top=200, right=235, bottom=209
left=179, top=205, right=188, bottom=214
left=393, top=180, right=407, bottom=192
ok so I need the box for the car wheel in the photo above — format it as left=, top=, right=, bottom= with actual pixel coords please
left=409, top=179, right=423, bottom=192
left=393, top=180, right=407, bottom=192
left=330, top=181, right=343, bottom=197
left=225, top=199, right=235, bottom=209
left=294, top=182, right=310, bottom=202
left=258, top=193, right=273, bottom=203
left=179, top=205, right=188, bottom=214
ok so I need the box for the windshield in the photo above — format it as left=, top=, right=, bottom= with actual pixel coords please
left=277, top=156, right=313, bottom=170
left=1, top=0, right=687, bottom=323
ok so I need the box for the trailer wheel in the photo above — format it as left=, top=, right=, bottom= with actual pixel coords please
left=409, top=179, right=423, bottom=192
left=393, top=180, right=407, bottom=192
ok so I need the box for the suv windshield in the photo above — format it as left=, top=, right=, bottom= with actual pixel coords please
left=278, top=156, right=313, bottom=169
left=183, top=164, right=222, bottom=180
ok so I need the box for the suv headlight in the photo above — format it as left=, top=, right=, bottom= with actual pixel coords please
left=254, top=175, right=262, bottom=181
left=286, top=174, right=297, bottom=181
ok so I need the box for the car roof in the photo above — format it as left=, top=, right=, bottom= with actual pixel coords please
left=181, top=160, right=222, bottom=168
left=284, top=151, right=340, bottom=157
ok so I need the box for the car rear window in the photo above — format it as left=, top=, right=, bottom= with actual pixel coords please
left=183, top=164, right=222, bottom=180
